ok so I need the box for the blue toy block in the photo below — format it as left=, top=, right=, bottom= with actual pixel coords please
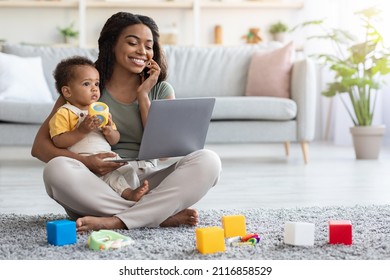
left=46, top=219, right=77, bottom=246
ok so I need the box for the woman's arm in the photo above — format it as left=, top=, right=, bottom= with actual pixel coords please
left=137, top=59, right=175, bottom=127
left=31, top=96, right=124, bottom=175
left=31, top=96, right=72, bottom=162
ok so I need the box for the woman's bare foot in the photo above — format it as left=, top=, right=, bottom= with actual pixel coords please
left=76, top=216, right=126, bottom=232
left=160, top=209, right=199, bottom=227
left=121, top=180, right=149, bottom=202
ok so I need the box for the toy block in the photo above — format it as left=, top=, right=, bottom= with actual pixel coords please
left=196, top=227, right=225, bottom=254
left=221, top=215, right=246, bottom=238
left=329, top=220, right=352, bottom=245
left=284, top=222, right=315, bottom=246
left=46, top=219, right=77, bottom=246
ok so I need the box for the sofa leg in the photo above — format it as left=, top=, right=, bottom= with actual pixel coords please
left=284, top=142, right=290, bottom=156
left=300, top=141, right=309, bottom=164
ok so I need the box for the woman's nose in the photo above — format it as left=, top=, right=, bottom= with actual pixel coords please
left=136, top=45, right=146, bottom=54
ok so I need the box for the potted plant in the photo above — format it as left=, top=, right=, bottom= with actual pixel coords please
left=292, top=7, right=390, bottom=159
left=57, top=22, right=79, bottom=45
left=269, top=21, right=288, bottom=42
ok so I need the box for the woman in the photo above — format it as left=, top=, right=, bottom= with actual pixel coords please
left=31, top=12, right=221, bottom=232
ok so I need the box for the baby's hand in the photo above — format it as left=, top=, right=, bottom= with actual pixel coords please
left=101, top=114, right=115, bottom=136
left=78, top=115, right=100, bottom=134
left=102, top=125, right=114, bottom=136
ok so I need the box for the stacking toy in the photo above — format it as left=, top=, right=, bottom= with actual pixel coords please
left=46, top=219, right=77, bottom=246
left=222, top=215, right=246, bottom=237
left=89, top=101, right=109, bottom=127
left=329, top=220, right=352, bottom=245
left=196, top=227, right=226, bottom=254
left=88, top=230, right=134, bottom=251
left=284, top=222, right=315, bottom=246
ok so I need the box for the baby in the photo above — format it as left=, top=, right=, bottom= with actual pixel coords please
left=49, top=56, right=148, bottom=201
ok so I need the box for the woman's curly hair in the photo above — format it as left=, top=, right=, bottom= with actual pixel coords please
left=95, top=12, right=167, bottom=92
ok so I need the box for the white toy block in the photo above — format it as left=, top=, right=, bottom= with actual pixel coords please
left=284, top=222, right=315, bottom=246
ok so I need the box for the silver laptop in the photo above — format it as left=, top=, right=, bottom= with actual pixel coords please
left=115, top=97, right=215, bottom=161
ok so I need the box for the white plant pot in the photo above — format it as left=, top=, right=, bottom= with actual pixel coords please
left=271, top=32, right=286, bottom=43
left=350, top=125, right=386, bottom=159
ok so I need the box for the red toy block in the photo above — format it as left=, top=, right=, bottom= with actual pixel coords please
left=328, top=220, right=352, bottom=245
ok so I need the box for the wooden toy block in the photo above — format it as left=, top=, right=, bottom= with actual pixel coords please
left=329, top=220, right=352, bottom=245
left=221, top=215, right=246, bottom=238
left=284, top=222, right=315, bottom=246
left=196, top=227, right=225, bottom=254
left=46, top=219, right=77, bottom=246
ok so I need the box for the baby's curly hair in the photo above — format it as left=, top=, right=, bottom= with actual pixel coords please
left=53, top=56, right=95, bottom=95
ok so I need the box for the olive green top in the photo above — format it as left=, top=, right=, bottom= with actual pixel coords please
left=99, top=81, right=174, bottom=158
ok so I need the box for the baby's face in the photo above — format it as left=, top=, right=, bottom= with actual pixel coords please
left=66, top=65, right=100, bottom=109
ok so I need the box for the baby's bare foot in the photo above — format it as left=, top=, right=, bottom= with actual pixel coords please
left=160, top=209, right=199, bottom=227
left=76, top=216, right=126, bottom=232
left=122, top=180, right=149, bottom=202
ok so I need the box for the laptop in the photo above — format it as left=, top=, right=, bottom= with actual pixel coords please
left=113, top=97, right=216, bottom=161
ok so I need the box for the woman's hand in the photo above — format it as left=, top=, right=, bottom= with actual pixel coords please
left=137, top=56, right=161, bottom=99
left=137, top=55, right=161, bottom=127
left=82, top=152, right=126, bottom=176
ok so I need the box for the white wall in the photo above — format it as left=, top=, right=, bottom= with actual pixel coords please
left=0, top=7, right=79, bottom=45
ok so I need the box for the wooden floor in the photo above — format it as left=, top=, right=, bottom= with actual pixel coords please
left=1, top=142, right=390, bottom=215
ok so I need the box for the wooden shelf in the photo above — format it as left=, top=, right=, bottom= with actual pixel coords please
left=201, top=1, right=303, bottom=9
left=0, top=0, right=304, bottom=9
left=86, top=1, right=192, bottom=9
left=0, top=1, right=78, bottom=8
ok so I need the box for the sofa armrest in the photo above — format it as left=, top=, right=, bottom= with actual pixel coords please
left=290, top=58, right=317, bottom=141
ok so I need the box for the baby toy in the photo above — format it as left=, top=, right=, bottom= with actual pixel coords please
left=329, top=220, right=353, bottom=245
left=88, top=101, right=109, bottom=127
left=284, top=222, right=315, bottom=246
left=196, top=226, right=226, bottom=254
left=227, top=233, right=261, bottom=246
left=222, top=214, right=246, bottom=237
left=88, top=230, right=135, bottom=251
left=46, top=219, right=77, bottom=246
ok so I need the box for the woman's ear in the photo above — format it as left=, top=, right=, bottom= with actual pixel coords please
left=61, top=86, right=71, bottom=98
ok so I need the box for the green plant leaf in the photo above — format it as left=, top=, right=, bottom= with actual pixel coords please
left=289, top=19, right=325, bottom=32
left=57, top=22, right=79, bottom=38
left=292, top=7, right=390, bottom=126
left=322, top=82, right=349, bottom=96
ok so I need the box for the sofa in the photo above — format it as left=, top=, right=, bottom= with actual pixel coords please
left=0, top=42, right=316, bottom=163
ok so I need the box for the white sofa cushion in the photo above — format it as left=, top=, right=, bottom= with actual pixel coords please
left=212, top=96, right=296, bottom=120
left=2, top=44, right=98, bottom=100
left=164, top=42, right=282, bottom=98
left=0, top=101, right=53, bottom=124
left=0, top=53, right=53, bottom=103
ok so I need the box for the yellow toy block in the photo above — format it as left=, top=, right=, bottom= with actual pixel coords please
left=196, top=227, right=225, bottom=254
left=222, top=215, right=246, bottom=237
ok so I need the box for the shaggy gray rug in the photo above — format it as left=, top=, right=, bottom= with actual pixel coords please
left=1, top=205, right=390, bottom=260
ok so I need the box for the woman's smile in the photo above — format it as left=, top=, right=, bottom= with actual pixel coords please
left=129, top=57, right=147, bottom=67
